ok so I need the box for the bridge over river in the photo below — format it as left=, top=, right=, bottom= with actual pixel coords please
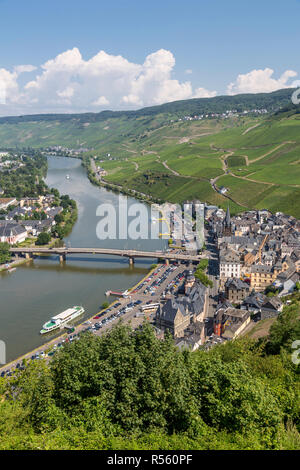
left=10, top=247, right=202, bottom=264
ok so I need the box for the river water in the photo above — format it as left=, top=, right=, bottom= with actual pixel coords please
left=0, top=156, right=167, bottom=362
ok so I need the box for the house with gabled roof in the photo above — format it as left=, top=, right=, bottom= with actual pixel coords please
left=225, top=277, right=250, bottom=303
left=261, top=297, right=283, bottom=319
left=214, top=306, right=250, bottom=339
left=156, top=278, right=207, bottom=338
left=0, top=223, right=27, bottom=244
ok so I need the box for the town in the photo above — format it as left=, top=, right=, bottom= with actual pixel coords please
left=1, top=199, right=300, bottom=375
left=0, top=193, right=62, bottom=245
left=153, top=203, right=300, bottom=350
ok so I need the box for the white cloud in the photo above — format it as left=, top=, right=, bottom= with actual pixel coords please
left=14, top=64, right=37, bottom=74
left=0, top=47, right=216, bottom=114
left=0, top=51, right=298, bottom=116
left=0, top=64, right=37, bottom=105
left=0, top=68, right=19, bottom=104
left=193, top=87, right=217, bottom=98
left=185, top=69, right=193, bottom=74
left=92, top=95, right=110, bottom=106
left=227, top=68, right=298, bottom=95
left=57, top=86, right=75, bottom=99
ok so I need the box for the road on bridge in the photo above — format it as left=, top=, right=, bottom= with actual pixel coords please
left=10, top=246, right=202, bottom=263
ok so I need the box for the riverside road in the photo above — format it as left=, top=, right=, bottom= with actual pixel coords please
left=0, top=262, right=189, bottom=375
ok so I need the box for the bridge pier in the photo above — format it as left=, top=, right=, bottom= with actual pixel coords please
left=59, top=253, right=67, bottom=263
left=129, top=257, right=134, bottom=266
left=25, top=252, right=32, bottom=260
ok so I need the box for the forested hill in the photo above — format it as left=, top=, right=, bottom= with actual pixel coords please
left=0, top=88, right=296, bottom=125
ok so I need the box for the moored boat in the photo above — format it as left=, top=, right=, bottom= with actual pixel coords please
left=40, top=306, right=84, bottom=334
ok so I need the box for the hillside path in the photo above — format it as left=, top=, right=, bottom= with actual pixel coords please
left=248, top=141, right=296, bottom=164
left=242, top=123, right=260, bottom=135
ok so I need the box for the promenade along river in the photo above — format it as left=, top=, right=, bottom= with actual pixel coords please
left=0, top=156, right=167, bottom=362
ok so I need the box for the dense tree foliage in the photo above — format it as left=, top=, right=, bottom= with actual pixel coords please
left=0, top=242, right=11, bottom=264
left=0, top=297, right=299, bottom=450
left=35, top=232, right=51, bottom=245
left=51, top=197, right=78, bottom=239
left=196, top=259, right=209, bottom=272
left=194, top=260, right=212, bottom=287
left=267, top=294, right=300, bottom=355
left=0, top=153, right=48, bottom=198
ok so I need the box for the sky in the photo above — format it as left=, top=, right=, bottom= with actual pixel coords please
left=0, top=0, right=299, bottom=115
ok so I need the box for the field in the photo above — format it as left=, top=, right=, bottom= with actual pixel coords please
left=96, top=113, right=300, bottom=217
left=0, top=94, right=300, bottom=217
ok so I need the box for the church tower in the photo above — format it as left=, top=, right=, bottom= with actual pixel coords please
left=222, top=206, right=232, bottom=236
left=185, top=270, right=195, bottom=294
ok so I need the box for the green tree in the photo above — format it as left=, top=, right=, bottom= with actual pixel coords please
left=0, top=242, right=11, bottom=264
left=1, top=298, right=300, bottom=450
left=267, top=304, right=300, bottom=354
left=54, top=213, right=63, bottom=224
left=36, top=232, right=51, bottom=245
left=53, top=225, right=66, bottom=239
left=8, top=360, right=63, bottom=431
left=196, top=259, right=209, bottom=272
left=50, top=325, right=197, bottom=433
left=194, top=270, right=213, bottom=287
left=189, top=353, right=282, bottom=439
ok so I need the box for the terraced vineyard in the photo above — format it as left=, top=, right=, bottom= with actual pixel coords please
left=95, top=110, right=300, bottom=217
left=0, top=91, right=299, bottom=217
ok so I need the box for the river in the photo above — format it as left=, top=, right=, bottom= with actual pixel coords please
left=0, top=156, right=167, bottom=362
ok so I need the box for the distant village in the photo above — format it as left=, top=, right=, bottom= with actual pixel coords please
left=171, top=108, right=269, bottom=123
left=0, top=151, right=26, bottom=172
left=44, top=146, right=92, bottom=156
left=0, top=194, right=63, bottom=245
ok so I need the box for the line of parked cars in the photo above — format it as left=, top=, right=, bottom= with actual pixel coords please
left=164, top=271, right=186, bottom=294
left=0, top=333, right=80, bottom=377
left=93, top=302, right=122, bottom=320
left=87, top=299, right=145, bottom=332
left=1, top=263, right=190, bottom=379
left=143, top=265, right=180, bottom=295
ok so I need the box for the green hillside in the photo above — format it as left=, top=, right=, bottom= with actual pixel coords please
left=0, top=89, right=299, bottom=217
left=95, top=107, right=300, bottom=217
left=0, top=88, right=294, bottom=126
left=0, top=88, right=295, bottom=153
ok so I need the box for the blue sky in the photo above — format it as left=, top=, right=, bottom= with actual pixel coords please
left=0, top=0, right=299, bottom=115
